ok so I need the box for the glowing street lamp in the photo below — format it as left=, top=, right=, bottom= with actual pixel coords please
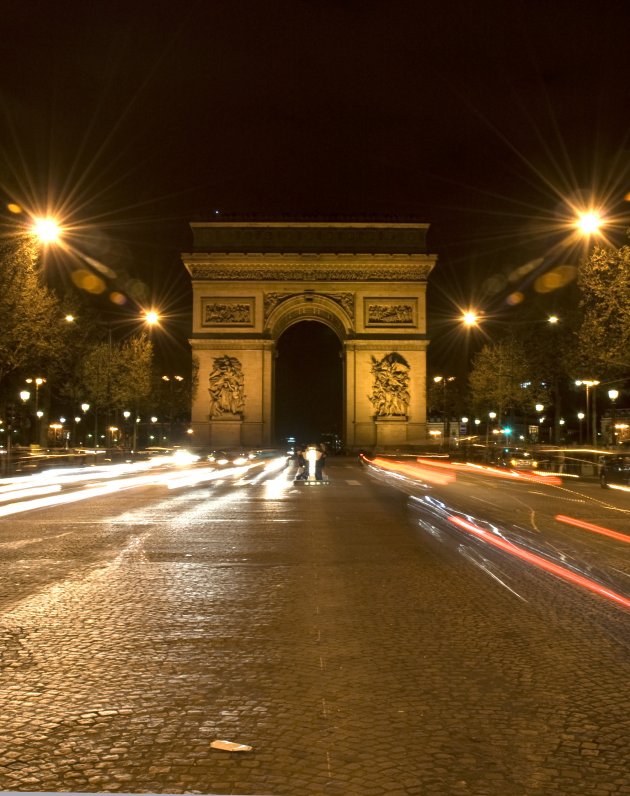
left=433, top=375, right=455, bottom=445
left=576, top=380, right=600, bottom=447
left=31, top=216, right=62, bottom=244
left=576, top=211, right=604, bottom=236
left=25, top=377, right=46, bottom=446
left=461, top=310, right=480, bottom=327
left=608, top=389, right=619, bottom=447
left=144, top=310, right=160, bottom=326
left=486, top=411, right=497, bottom=451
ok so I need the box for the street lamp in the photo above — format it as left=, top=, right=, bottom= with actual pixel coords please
left=576, top=380, right=600, bottom=447
left=433, top=375, right=455, bottom=446
left=73, top=416, right=81, bottom=447
left=122, top=410, right=132, bottom=451
left=25, top=377, right=46, bottom=447
left=576, top=211, right=604, bottom=236
left=608, top=389, right=619, bottom=447
left=31, top=216, right=62, bottom=244
left=486, top=411, right=497, bottom=452
left=577, top=412, right=585, bottom=445
left=162, top=374, right=184, bottom=442
left=461, top=310, right=480, bottom=327
left=534, top=403, right=543, bottom=443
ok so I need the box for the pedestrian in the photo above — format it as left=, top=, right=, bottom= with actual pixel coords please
left=295, top=445, right=307, bottom=480
left=315, top=443, right=326, bottom=481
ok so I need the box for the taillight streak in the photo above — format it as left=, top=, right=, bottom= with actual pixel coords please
left=448, top=514, right=630, bottom=612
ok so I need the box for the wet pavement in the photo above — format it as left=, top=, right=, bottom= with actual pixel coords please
left=0, top=457, right=629, bottom=794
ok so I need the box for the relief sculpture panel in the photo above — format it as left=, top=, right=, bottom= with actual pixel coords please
left=369, top=352, right=411, bottom=417
left=208, top=355, right=245, bottom=418
left=202, top=298, right=254, bottom=326
left=365, top=298, right=417, bottom=327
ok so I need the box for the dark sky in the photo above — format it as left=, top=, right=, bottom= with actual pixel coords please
left=1, top=0, right=629, bottom=368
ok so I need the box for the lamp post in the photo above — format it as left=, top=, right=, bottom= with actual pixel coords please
left=608, top=389, right=619, bottom=447
left=19, top=390, right=30, bottom=447
left=576, top=380, right=600, bottom=447
left=73, top=416, right=81, bottom=447
left=25, top=377, right=46, bottom=447
left=486, top=411, right=497, bottom=454
left=433, top=375, right=455, bottom=447
left=161, top=375, right=184, bottom=443
left=534, top=404, right=544, bottom=444
left=577, top=412, right=585, bottom=445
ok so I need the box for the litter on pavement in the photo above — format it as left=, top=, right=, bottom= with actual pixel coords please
left=211, top=739, right=253, bottom=752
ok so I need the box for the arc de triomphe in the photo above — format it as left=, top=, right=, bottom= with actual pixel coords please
left=182, top=221, right=437, bottom=451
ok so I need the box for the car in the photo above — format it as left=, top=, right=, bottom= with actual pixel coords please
left=495, top=448, right=539, bottom=469
left=207, top=450, right=251, bottom=467
left=207, top=450, right=232, bottom=466
left=600, top=455, right=630, bottom=489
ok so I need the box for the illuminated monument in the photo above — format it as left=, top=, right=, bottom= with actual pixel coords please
left=182, top=221, right=437, bottom=450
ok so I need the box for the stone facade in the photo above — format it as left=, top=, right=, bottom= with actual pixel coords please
left=182, top=221, right=437, bottom=450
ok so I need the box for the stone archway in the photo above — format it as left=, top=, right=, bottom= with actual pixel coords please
left=182, top=221, right=437, bottom=451
left=274, top=320, right=343, bottom=444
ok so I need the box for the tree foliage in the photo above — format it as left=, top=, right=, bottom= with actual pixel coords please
left=76, top=332, right=154, bottom=413
left=0, top=236, right=69, bottom=398
left=576, top=239, right=630, bottom=377
left=469, top=337, right=539, bottom=418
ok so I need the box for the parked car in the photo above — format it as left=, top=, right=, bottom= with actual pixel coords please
left=600, top=455, right=630, bottom=489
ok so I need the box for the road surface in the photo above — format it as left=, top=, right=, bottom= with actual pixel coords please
left=0, top=454, right=628, bottom=795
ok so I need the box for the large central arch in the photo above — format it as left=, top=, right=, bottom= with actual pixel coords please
left=274, top=319, right=343, bottom=444
left=182, top=221, right=437, bottom=451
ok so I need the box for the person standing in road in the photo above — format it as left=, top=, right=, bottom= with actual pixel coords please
left=295, top=445, right=307, bottom=480
left=315, top=443, right=327, bottom=481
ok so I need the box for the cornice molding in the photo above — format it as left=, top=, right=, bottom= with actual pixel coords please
left=185, top=257, right=436, bottom=282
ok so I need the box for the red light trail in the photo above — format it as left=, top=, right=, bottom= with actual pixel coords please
left=555, top=514, right=630, bottom=545
left=448, top=514, right=630, bottom=612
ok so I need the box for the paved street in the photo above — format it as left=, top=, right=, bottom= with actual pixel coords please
left=0, top=456, right=629, bottom=794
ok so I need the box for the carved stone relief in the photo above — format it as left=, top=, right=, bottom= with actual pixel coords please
left=201, top=298, right=254, bottom=326
left=365, top=299, right=417, bottom=326
left=208, top=355, right=245, bottom=418
left=369, top=352, right=411, bottom=417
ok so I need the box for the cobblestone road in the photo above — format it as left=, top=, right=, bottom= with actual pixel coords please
left=0, top=458, right=629, bottom=794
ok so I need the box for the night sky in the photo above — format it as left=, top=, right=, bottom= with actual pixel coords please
left=2, top=0, right=629, bottom=375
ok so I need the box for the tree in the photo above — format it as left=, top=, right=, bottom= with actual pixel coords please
left=75, top=332, right=154, bottom=442
left=111, top=333, right=153, bottom=411
left=0, top=236, right=68, bottom=402
left=469, top=337, right=538, bottom=419
left=576, top=238, right=630, bottom=378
